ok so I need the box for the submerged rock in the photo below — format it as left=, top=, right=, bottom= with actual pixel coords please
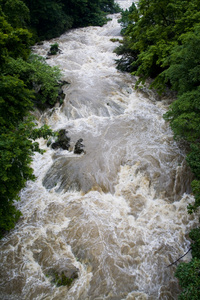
left=59, top=266, right=79, bottom=280
left=46, top=265, right=79, bottom=287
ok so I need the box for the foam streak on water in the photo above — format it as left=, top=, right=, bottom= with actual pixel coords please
left=0, top=1, right=199, bottom=299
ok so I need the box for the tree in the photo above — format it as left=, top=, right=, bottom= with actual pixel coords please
left=163, top=88, right=200, bottom=142
left=0, top=74, right=54, bottom=237
left=0, top=0, right=120, bottom=237
left=0, top=0, right=30, bottom=28
left=4, top=55, right=62, bottom=108
left=117, top=0, right=200, bottom=89
left=175, top=258, right=200, bottom=299
left=175, top=228, right=200, bottom=299
left=0, top=5, right=57, bottom=237
left=116, top=2, right=200, bottom=298
left=23, top=0, right=120, bottom=40
left=0, top=11, right=31, bottom=65
left=162, top=26, right=200, bottom=214
left=162, top=25, right=200, bottom=95
left=23, top=0, right=73, bottom=40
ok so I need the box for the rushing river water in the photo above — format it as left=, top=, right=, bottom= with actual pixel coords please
left=0, top=1, right=199, bottom=299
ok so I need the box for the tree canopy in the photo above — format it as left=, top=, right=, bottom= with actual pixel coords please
left=116, top=0, right=200, bottom=88
left=23, top=0, right=120, bottom=40
left=0, top=2, right=60, bottom=237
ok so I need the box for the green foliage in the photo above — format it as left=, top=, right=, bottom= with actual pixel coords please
left=54, top=272, right=73, bottom=287
left=189, top=227, right=200, bottom=259
left=0, top=202, right=22, bottom=236
left=100, top=0, right=121, bottom=13
left=117, top=0, right=200, bottom=88
left=118, top=2, right=136, bottom=34
left=27, top=55, right=62, bottom=108
left=4, top=55, right=62, bottom=108
left=186, top=144, right=200, bottom=212
left=163, top=88, right=200, bottom=142
left=0, top=3, right=61, bottom=237
left=0, top=0, right=120, bottom=42
left=0, top=0, right=30, bottom=28
left=0, top=74, right=54, bottom=236
left=186, top=145, right=200, bottom=180
left=0, top=0, right=123, bottom=240
left=161, top=25, right=200, bottom=215
left=115, top=3, right=139, bottom=72
left=188, top=180, right=200, bottom=214
left=114, top=37, right=139, bottom=73
left=62, top=0, right=107, bottom=28
left=0, top=0, right=119, bottom=239
left=0, top=75, right=34, bottom=125
left=0, top=13, right=32, bottom=65
left=49, top=43, right=59, bottom=55
left=117, top=3, right=200, bottom=297
left=0, top=113, right=54, bottom=237
left=175, top=258, right=200, bottom=300
left=0, top=125, right=35, bottom=211
left=23, top=0, right=120, bottom=40
left=175, top=228, right=200, bottom=299
left=23, top=0, right=73, bottom=40
left=46, top=271, right=75, bottom=287
left=163, top=25, right=200, bottom=95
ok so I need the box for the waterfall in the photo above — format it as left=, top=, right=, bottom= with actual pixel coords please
left=0, top=1, right=198, bottom=299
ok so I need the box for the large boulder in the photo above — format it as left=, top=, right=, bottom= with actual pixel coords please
left=56, top=80, right=69, bottom=106
left=51, top=129, right=70, bottom=150
left=74, top=138, right=85, bottom=154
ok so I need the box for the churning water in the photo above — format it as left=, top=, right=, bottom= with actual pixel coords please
left=0, top=1, right=199, bottom=299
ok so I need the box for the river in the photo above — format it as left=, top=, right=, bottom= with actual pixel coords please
left=0, top=1, right=198, bottom=299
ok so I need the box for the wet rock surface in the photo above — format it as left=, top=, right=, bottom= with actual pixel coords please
left=74, top=138, right=85, bottom=154
left=51, top=129, right=70, bottom=150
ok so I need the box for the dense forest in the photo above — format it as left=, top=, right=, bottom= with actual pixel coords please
left=116, top=0, right=200, bottom=298
left=0, top=0, right=120, bottom=238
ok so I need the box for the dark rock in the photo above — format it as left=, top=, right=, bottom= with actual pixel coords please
left=51, top=129, right=70, bottom=150
left=47, top=138, right=53, bottom=147
left=47, top=49, right=62, bottom=56
left=59, top=80, right=70, bottom=87
left=56, top=80, right=69, bottom=106
left=74, top=138, right=85, bottom=154
left=57, top=89, right=65, bottom=105
left=46, top=266, right=79, bottom=287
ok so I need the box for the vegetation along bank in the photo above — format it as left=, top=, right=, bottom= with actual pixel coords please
left=115, top=1, right=200, bottom=298
left=0, top=0, right=120, bottom=238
